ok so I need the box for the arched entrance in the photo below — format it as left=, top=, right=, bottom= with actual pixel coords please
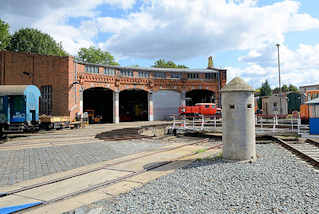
left=119, top=89, right=148, bottom=122
left=186, top=89, right=215, bottom=105
left=83, top=87, right=113, bottom=123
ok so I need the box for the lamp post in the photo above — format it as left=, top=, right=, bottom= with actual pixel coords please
left=276, top=44, right=282, bottom=115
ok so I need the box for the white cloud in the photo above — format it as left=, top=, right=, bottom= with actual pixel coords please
left=1, top=0, right=319, bottom=88
left=0, top=0, right=137, bottom=55
left=230, top=44, right=319, bottom=89
left=95, top=0, right=319, bottom=60
left=105, top=0, right=136, bottom=10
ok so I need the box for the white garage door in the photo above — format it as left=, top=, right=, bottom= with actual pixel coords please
left=153, top=90, right=181, bottom=120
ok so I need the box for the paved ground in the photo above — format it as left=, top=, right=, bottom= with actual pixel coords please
left=0, top=121, right=172, bottom=186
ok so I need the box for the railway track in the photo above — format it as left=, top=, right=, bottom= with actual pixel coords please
left=272, top=136, right=319, bottom=168
left=0, top=139, right=223, bottom=213
left=95, top=127, right=154, bottom=141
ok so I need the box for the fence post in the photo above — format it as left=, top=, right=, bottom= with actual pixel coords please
left=201, top=115, right=204, bottom=130
left=214, top=116, right=217, bottom=127
left=291, top=116, right=293, bottom=132
left=297, top=115, right=301, bottom=135
left=183, top=115, right=186, bottom=129
left=192, top=116, right=195, bottom=129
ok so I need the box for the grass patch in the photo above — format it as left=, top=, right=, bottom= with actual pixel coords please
left=194, top=148, right=208, bottom=154
left=196, top=151, right=223, bottom=161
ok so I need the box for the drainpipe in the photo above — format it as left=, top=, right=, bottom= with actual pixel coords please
left=32, top=55, right=35, bottom=85
left=217, top=71, right=221, bottom=107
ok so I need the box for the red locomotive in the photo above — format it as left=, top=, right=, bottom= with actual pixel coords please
left=178, top=103, right=220, bottom=117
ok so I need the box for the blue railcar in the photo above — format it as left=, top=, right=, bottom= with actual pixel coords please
left=0, top=85, right=41, bottom=135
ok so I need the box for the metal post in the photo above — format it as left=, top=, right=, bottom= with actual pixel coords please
left=276, top=44, right=282, bottom=115
left=214, top=116, right=217, bottom=128
left=192, top=116, right=195, bottom=129
left=297, top=115, right=301, bottom=135
left=201, top=115, right=204, bottom=130
left=291, top=117, right=293, bottom=132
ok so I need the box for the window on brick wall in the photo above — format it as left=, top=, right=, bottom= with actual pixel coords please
left=138, top=72, right=150, bottom=78
left=120, top=70, right=134, bottom=77
left=187, top=73, right=199, bottom=79
left=85, top=65, right=99, bottom=74
left=40, top=85, right=52, bottom=115
left=153, top=72, right=166, bottom=79
left=205, top=73, right=217, bottom=80
left=170, top=73, right=181, bottom=79
left=104, top=68, right=115, bottom=76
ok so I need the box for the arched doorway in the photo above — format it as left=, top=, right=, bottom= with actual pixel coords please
left=186, top=90, right=215, bottom=106
left=83, top=87, right=113, bottom=123
left=119, top=89, right=148, bottom=122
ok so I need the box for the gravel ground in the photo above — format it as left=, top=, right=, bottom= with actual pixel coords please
left=70, top=143, right=319, bottom=214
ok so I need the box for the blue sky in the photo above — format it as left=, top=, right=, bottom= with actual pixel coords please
left=1, top=0, right=319, bottom=89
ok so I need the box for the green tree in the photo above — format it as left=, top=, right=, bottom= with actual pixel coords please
left=0, top=19, right=10, bottom=50
left=288, top=84, right=298, bottom=92
left=282, top=84, right=289, bottom=92
left=259, top=80, right=272, bottom=96
left=273, top=84, right=298, bottom=94
left=152, top=59, right=188, bottom=68
left=77, top=46, right=119, bottom=65
left=8, top=28, right=67, bottom=56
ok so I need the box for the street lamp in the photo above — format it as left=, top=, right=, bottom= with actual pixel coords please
left=276, top=44, right=282, bottom=115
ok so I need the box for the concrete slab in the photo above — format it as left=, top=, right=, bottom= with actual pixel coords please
left=0, top=144, right=179, bottom=193
left=98, top=181, right=143, bottom=196
left=22, top=147, right=222, bottom=214
left=15, top=169, right=130, bottom=202
left=110, top=145, right=203, bottom=172
left=0, top=195, right=41, bottom=207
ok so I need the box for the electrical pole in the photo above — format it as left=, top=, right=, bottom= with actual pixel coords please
left=276, top=44, right=282, bottom=115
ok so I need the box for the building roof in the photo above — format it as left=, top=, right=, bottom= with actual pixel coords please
left=221, top=77, right=255, bottom=92
left=299, top=84, right=319, bottom=89
left=0, top=85, right=40, bottom=96
left=75, top=60, right=225, bottom=73
left=305, top=97, right=319, bottom=104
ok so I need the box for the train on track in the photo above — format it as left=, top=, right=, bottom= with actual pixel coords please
left=0, top=85, right=41, bottom=136
left=0, top=85, right=82, bottom=136
left=178, top=103, right=221, bottom=117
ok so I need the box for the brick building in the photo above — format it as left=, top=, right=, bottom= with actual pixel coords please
left=0, top=51, right=227, bottom=123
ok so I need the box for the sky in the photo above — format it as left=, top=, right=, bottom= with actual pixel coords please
left=1, top=0, right=319, bottom=89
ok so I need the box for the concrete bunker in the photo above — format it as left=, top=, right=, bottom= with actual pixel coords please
left=119, top=89, right=148, bottom=122
left=186, top=89, right=216, bottom=105
left=83, top=87, right=113, bottom=123
left=221, top=77, right=256, bottom=161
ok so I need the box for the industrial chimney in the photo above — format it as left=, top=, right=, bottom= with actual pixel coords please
left=208, top=56, right=214, bottom=69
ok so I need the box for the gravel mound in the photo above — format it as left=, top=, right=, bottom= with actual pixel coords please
left=70, top=144, right=319, bottom=214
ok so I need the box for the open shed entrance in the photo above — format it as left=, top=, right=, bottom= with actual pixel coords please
left=186, top=90, right=216, bottom=106
left=83, top=87, right=113, bottom=123
left=119, top=89, right=148, bottom=122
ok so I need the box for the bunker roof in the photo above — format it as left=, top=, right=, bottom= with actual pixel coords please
left=221, top=77, right=255, bottom=92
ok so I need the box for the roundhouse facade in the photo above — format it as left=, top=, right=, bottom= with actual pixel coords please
left=0, top=51, right=227, bottom=123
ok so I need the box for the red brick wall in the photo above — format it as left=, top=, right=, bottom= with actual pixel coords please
left=0, top=51, right=227, bottom=121
left=0, top=51, right=70, bottom=117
